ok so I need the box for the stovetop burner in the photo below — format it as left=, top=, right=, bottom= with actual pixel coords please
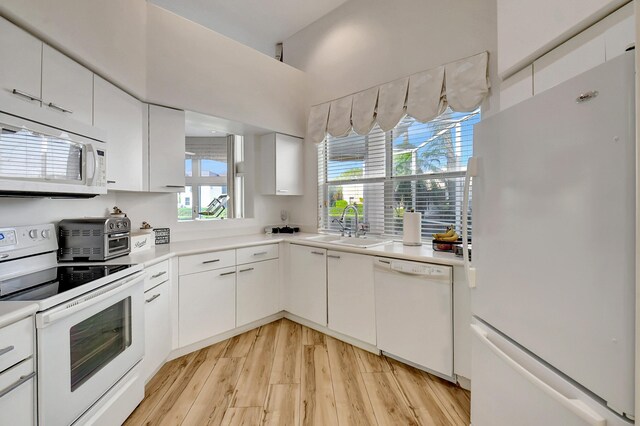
left=0, top=264, right=135, bottom=302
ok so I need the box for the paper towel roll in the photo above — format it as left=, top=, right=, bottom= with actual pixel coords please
left=403, top=211, right=422, bottom=246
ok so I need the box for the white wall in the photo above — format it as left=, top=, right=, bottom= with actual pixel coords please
left=497, top=0, right=629, bottom=78
left=0, top=0, right=147, bottom=98
left=282, top=0, right=498, bottom=230
left=146, top=5, right=308, bottom=138
left=284, top=0, right=498, bottom=110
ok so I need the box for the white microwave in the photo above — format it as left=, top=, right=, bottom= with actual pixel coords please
left=0, top=112, right=107, bottom=197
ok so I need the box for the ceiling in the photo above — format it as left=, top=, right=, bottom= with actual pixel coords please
left=148, top=0, right=349, bottom=57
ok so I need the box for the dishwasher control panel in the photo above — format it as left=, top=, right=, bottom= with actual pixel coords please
left=389, top=260, right=449, bottom=277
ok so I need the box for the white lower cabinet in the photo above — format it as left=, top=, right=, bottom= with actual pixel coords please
left=286, top=245, right=327, bottom=326
left=236, top=259, right=279, bottom=326
left=0, top=316, right=35, bottom=426
left=327, top=251, right=376, bottom=345
left=179, top=267, right=236, bottom=347
left=143, top=280, right=171, bottom=382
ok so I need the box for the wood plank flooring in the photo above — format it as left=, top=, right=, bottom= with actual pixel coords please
left=125, top=319, right=470, bottom=426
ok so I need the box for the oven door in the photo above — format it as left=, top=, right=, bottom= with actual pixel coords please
left=35, top=271, right=145, bottom=426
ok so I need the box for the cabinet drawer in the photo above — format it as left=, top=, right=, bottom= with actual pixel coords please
left=0, top=317, right=34, bottom=373
left=236, top=244, right=279, bottom=265
left=0, top=358, right=35, bottom=426
left=145, top=260, right=169, bottom=291
left=179, top=249, right=235, bottom=276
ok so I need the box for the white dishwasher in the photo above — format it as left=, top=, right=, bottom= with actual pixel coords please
left=374, top=257, right=453, bottom=380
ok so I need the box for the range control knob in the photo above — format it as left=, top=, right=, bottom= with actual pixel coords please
left=41, top=229, right=50, bottom=239
left=28, top=229, right=38, bottom=239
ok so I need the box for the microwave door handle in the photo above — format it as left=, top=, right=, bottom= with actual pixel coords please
left=85, top=144, right=98, bottom=185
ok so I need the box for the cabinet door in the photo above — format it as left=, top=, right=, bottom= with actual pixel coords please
left=327, top=251, right=376, bottom=345
left=287, top=245, right=326, bottom=325
left=148, top=105, right=186, bottom=192
left=275, top=134, right=303, bottom=195
left=94, top=76, right=145, bottom=191
left=41, top=45, right=94, bottom=126
left=237, top=259, right=279, bottom=326
left=179, top=267, right=235, bottom=347
left=0, top=17, right=42, bottom=110
left=143, top=281, right=171, bottom=382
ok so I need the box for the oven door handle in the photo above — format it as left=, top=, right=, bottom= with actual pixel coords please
left=36, top=271, right=146, bottom=328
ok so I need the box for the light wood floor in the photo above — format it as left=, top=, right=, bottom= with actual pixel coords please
left=125, top=319, right=470, bottom=426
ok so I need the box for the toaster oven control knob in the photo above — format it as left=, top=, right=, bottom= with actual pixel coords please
left=117, top=222, right=123, bottom=229
left=28, top=229, right=37, bottom=239
left=41, top=229, right=51, bottom=239
left=109, top=222, right=115, bottom=230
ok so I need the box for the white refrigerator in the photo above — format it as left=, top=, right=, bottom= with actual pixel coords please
left=470, top=51, right=635, bottom=425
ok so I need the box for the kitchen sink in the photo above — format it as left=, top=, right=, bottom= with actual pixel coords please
left=304, top=235, right=343, bottom=243
left=333, top=237, right=393, bottom=248
left=304, top=235, right=393, bottom=248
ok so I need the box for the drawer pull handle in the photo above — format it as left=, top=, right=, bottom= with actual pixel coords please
left=378, top=260, right=391, bottom=265
left=151, top=271, right=167, bottom=279
left=145, top=293, right=161, bottom=304
left=311, top=251, right=324, bottom=256
left=12, top=89, right=41, bottom=102
left=0, top=346, right=14, bottom=357
left=47, top=102, right=73, bottom=114
left=276, top=189, right=289, bottom=193
left=253, top=251, right=268, bottom=256
left=220, top=271, right=236, bottom=277
left=165, top=185, right=185, bottom=188
left=202, top=259, right=220, bottom=264
left=327, top=254, right=341, bottom=259
left=0, top=372, right=36, bottom=399
left=239, top=267, right=254, bottom=273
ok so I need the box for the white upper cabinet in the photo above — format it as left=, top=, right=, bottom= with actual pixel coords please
left=148, top=105, right=186, bottom=192
left=41, top=45, right=94, bottom=126
left=93, top=76, right=146, bottom=191
left=260, top=133, right=304, bottom=196
left=0, top=17, right=42, bottom=111
left=532, top=3, right=634, bottom=96
left=497, top=0, right=628, bottom=78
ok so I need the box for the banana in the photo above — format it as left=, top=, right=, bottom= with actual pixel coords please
left=438, top=232, right=459, bottom=242
left=432, top=226, right=456, bottom=239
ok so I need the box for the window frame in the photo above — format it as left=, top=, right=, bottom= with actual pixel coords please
left=178, top=135, right=240, bottom=221
left=318, top=109, right=478, bottom=240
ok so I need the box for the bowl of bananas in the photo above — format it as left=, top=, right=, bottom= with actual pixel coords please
left=432, top=226, right=461, bottom=252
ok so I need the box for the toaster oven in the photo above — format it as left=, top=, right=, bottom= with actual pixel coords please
left=58, top=217, right=131, bottom=261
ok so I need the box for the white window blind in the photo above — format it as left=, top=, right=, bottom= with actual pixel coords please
left=318, top=108, right=479, bottom=240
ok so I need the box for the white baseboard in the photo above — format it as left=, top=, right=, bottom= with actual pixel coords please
left=167, top=312, right=285, bottom=361
left=456, top=375, right=471, bottom=390
left=283, top=312, right=380, bottom=354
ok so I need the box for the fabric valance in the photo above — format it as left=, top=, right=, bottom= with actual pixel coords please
left=307, top=51, right=489, bottom=144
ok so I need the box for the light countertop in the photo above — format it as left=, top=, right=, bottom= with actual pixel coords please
left=0, top=302, right=39, bottom=328
left=108, top=232, right=465, bottom=267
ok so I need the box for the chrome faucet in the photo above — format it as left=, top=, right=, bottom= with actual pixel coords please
left=340, top=203, right=359, bottom=237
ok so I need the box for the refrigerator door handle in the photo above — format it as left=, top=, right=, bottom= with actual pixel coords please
left=463, top=157, right=477, bottom=288
left=470, top=324, right=606, bottom=426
